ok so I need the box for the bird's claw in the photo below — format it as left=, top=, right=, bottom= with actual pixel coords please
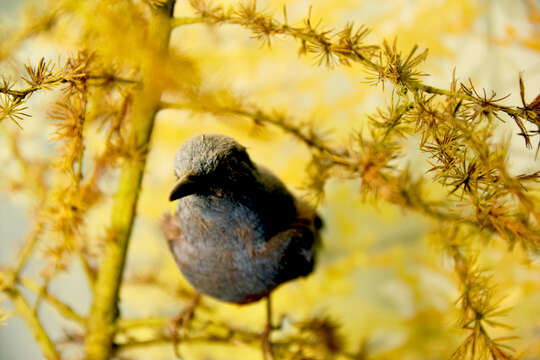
left=261, top=323, right=274, bottom=360
left=168, top=293, right=201, bottom=359
left=261, top=295, right=275, bottom=360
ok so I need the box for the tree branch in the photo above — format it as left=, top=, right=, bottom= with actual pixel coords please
left=4, top=287, right=60, bottom=360
left=19, top=277, right=86, bottom=325
left=175, top=2, right=539, bottom=129
left=83, top=2, right=177, bottom=359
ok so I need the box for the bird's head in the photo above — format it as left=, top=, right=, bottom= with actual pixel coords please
left=169, top=134, right=255, bottom=201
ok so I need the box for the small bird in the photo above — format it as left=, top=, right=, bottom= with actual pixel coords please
left=161, top=134, right=321, bottom=358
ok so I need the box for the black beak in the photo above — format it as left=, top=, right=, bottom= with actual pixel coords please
left=169, top=175, right=199, bottom=201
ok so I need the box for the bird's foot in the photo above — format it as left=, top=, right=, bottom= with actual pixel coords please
left=168, top=293, right=201, bottom=358
left=261, top=322, right=274, bottom=360
left=261, top=295, right=275, bottom=360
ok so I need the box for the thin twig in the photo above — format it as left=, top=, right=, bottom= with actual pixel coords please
left=4, top=287, right=60, bottom=360
left=19, top=277, right=86, bottom=325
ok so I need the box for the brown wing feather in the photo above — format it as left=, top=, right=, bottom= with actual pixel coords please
left=161, top=213, right=184, bottom=251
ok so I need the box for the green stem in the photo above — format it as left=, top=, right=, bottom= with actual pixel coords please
left=83, top=2, right=176, bottom=359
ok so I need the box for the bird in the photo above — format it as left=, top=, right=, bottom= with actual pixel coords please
left=161, top=134, right=322, bottom=359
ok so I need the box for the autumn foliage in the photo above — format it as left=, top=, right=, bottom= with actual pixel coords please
left=1, top=0, right=540, bottom=359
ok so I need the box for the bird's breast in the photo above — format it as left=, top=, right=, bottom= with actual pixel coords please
left=172, top=195, right=280, bottom=303
left=176, top=195, right=267, bottom=248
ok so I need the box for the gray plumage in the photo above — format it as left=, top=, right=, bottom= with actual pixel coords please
left=162, top=134, right=321, bottom=304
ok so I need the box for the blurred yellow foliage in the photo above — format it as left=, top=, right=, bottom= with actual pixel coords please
left=1, top=0, right=540, bottom=359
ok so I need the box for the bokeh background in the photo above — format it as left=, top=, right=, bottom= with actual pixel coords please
left=1, top=0, right=539, bottom=359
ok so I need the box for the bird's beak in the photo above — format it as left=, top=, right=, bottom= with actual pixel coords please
left=169, top=175, right=199, bottom=201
